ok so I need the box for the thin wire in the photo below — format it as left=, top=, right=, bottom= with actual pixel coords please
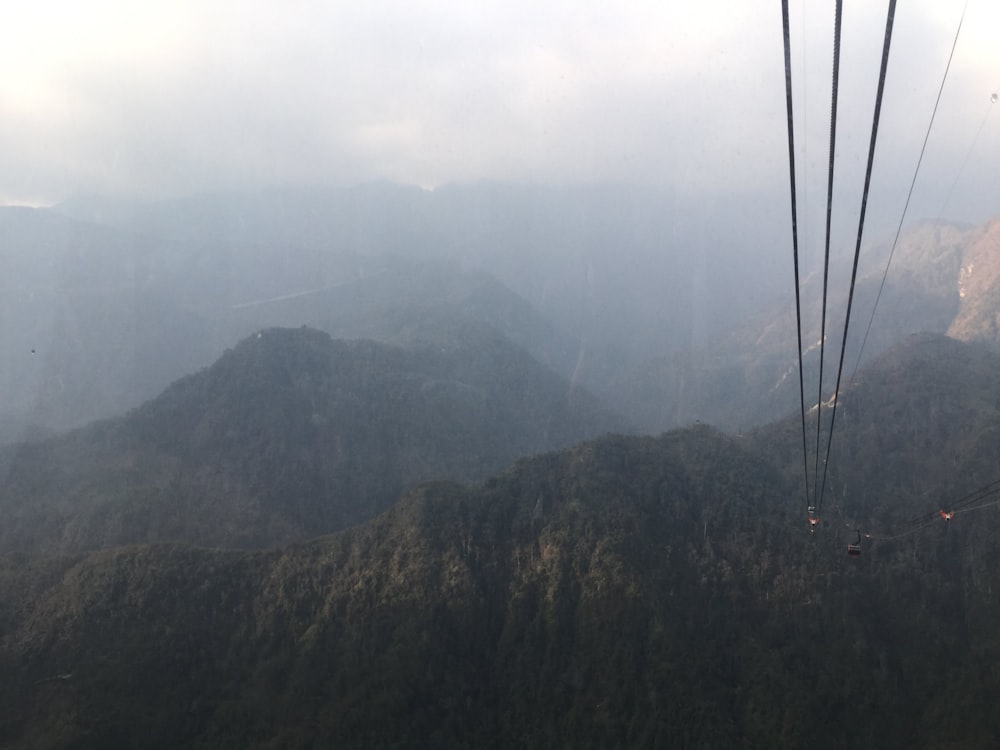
left=866, top=479, right=1000, bottom=541
left=939, top=88, right=997, bottom=218
left=781, top=0, right=813, bottom=514
left=814, top=0, right=843, bottom=510
left=817, top=0, right=896, bottom=516
left=848, top=0, right=970, bottom=389
left=954, top=497, right=1000, bottom=515
left=880, top=479, right=1000, bottom=540
left=800, top=0, right=809, bottom=274
left=866, top=517, right=940, bottom=542
left=947, top=477, right=1000, bottom=512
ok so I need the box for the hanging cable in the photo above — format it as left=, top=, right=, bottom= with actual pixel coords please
left=800, top=0, right=810, bottom=281
left=848, top=0, right=970, bottom=390
left=876, top=478, right=1000, bottom=538
left=813, top=0, right=843, bottom=511
left=817, top=0, right=897, bottom=516
left=866, top=516, right=942, bottom=542
left=940, top=88, right=997, bottom=218
left=865, top=478, right=1000, bottom=541
left=953, top=496, right=1000, bottom=516
left=946, top=477, right=1000, bottom=513
left=781, top=0, right=813, bottom=516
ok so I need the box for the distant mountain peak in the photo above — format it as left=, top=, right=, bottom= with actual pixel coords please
left=1, top=327, right=629, bottom=555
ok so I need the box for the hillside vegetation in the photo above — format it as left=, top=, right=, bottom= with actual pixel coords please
left=0, top=327, right=627, bottom=554
left=3, top=423, right=1000, bottom=748
left=4, top=284, right=1000, bottom=747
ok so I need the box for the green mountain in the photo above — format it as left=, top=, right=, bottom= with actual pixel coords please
left=3, top=419, right=1000, bottom=748
left=16, top=190, right=999, bottom=444
left=0, top=326, right=628, bottom=555
left=48, top=183, right=800, bottom=426
left=753, top=332, right=1000, bottom=530
left=613, top=218, right=997, bottom=433
left=1, top=201, right=585, bottom=446
left=219, top=258, right=583, bottom=381
left=948, top=216, right=1000, bottom=345
left=4, top=207, right=1000, bottom=747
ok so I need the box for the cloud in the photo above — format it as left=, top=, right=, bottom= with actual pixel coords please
left=0, top=0, right=996, bottom=220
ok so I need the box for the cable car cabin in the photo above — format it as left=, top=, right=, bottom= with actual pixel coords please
left=847, top=529, right=862, bottom=556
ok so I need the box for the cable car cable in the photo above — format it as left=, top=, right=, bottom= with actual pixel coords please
left=848, top=0, right=970, bottom=390
left=864, top=478, right=1000, bottom=541
left=953, top=496, right=1000, bottom=516
left=885, top=479, right=1000, bottom=534
left=813, top=0, right=844, bottom=511
left=946, top=477, right=1000, bottom=512
left=940, top=87, right=998, bottom=219
left=817, top=0, right=897, bottom=516
left=781, top=0, right=813, bottom=514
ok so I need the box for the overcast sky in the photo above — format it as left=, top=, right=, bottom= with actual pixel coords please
left=1, top=0, right=997, bottom=228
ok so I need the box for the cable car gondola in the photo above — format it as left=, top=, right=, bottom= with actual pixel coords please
left=847, top=529, right=862, bottom=557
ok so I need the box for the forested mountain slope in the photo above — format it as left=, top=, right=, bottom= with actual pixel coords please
left=754, top=332, right=1000, bottom=530
left=0, top=326, right=627, bottom=554
left=948, top=216, right=1000, bottom=345
left=3, top=426, right=1000, bottom=748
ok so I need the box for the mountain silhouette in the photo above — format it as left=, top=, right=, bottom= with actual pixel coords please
left=0, top=326, right=627, bottom=554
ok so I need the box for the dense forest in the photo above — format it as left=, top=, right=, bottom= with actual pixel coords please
left=3, top=426, right=1000, bottom=748
left=3, top=328, right=1000, bottom=747
left=2, top=193, right=1000, bottom=750
left=4, top=1, right=999, bottom=745
left=0, top=326, right=626, bottom=554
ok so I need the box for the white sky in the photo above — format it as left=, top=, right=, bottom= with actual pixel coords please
left=0, top=0, right=997, bottom=226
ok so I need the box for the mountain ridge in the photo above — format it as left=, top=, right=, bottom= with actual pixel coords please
left=4, top=418, right=1000, bottom=748
left=0, top=326, right=629, bottom=555
left=613, top=216, right=1000, bottom=433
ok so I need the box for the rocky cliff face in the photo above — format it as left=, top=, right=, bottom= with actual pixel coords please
left=949, top=217, right=1000, bottom=345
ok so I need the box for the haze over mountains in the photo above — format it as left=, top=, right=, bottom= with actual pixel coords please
left=0, top=325, right=626, bottom=554
left=3, top=183, right=1000, bottom=747
left=4, top=184, right=788, bottom=437
left=4, top=184, right=1000, bottom=444
left=614, top=216, right=1000, bottom=432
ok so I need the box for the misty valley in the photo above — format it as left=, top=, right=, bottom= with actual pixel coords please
left=7, top=0, right=1000, bottom=743
left=2, top=185, right=1000, bottom=748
